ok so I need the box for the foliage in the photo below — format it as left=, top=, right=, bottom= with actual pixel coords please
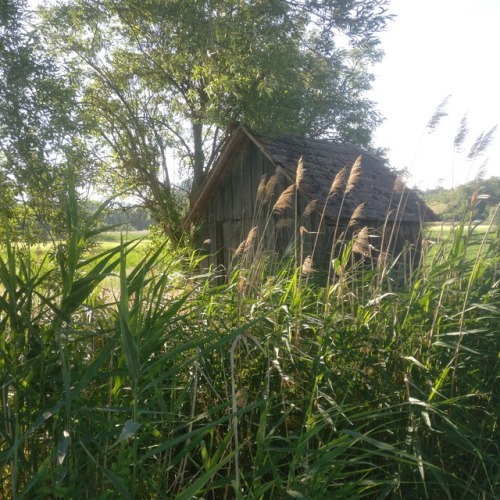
left=86, top=200, right=155, bottom=232
left=2, top=5, right=498, bottom=496
left=421, top=176, right=500, bottom=222
left=1, top=181, right=499, bottom=497
left=0, top=0, right=104, bottom=242
left=37, top=0, right=390, bottom=234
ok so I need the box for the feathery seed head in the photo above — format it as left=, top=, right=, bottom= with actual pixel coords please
left=426, top=95, right=451, bottom=133
left=393, top=177, right=405, bottom=193
left=256, top=174, right=268, bottom=203
left=454, top=113, right=469, bottom=152
left=303, top=199, right=318, bottom=216
left=275, top=217, right=294, bottom=230
left=295, top=156, right=306, bottom=189
left=264, top=171, right=281, bottom=203
left=244, top=226, right=258, bottom=254
left=328, top=166, right=347, bottom=196
left=273, top=184, right=295, bottom=213
left=234, top=226, right=258, bottom=256
left=346, top=156, right=362, bottom=193
left=348, top=202, right=365, bottom=227
left=301, top=255, right=314, bottom=275
left=353, top=226, right=371, bottom=256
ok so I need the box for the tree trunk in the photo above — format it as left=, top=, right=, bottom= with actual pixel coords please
left=191, top=120, right=205, bottom=204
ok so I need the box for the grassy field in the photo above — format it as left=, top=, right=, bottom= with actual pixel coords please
left=425, top=221, right=497, bottom=262
left=96, top=230, right=149, bottom=244
left=1, top=219, right=499, bottom=498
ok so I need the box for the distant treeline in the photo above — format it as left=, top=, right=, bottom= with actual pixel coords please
left=420, top=176, right=500, bottom=222
left=88, top=202, right=154, bottom=231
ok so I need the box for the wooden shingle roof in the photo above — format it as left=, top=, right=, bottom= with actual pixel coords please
left=186, top=125, right=436, bottom=225
left=255, top=133, right=435, bottom=223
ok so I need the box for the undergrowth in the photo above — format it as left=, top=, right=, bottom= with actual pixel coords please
left=0, top=188, right=499, bottom=498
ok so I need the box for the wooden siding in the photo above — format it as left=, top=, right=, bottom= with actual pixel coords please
left=199, top=138, right=279, bottom=269
left=193, top=129, right=429, bottom=273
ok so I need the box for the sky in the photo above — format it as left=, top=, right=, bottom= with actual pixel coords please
left=369, top=0, right=500, bottom=190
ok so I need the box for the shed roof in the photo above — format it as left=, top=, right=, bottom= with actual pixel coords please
left=186, top=125, right=436, bottom=225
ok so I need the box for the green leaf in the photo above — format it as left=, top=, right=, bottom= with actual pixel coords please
left=402, top=355, right=427, bottom=370
left=175, top=449, right=235, bottom=500
left=287, top=491, right=311, bottom=499
left=117, top=420, right=142, bottom=444
left=71, top=335, right=117, bottom=399
left=80, top=441, right=133, bottom=499
left=119, top=239, right=140, bottom=381
left=57, top=431, right=71, bottom=466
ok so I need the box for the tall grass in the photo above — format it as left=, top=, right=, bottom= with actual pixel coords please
left=1, top=179, right=499, bottom=497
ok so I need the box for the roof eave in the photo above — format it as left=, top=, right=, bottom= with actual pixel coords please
left=182, top=125, right=252, bottom=228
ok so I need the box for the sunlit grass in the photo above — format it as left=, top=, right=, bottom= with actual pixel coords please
left=424, top=221, right=497, bottom=263
left=97, top=230, right=149, bottom=244
left=1, top=189, right=498, bottom=497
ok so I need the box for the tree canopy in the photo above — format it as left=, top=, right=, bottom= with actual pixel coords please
left=421, top=176, right=500, bottom=223
left=0, top=0, right=103, bottom=239
left=34, top=0, right=391, bottom=237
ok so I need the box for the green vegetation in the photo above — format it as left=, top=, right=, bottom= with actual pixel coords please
left=1, top=184, right=499, bottom=497
left=421, top=176, right=500, bottom=223
left=425, top=222, right=495, bottom=263
left=34, top=0, right=389, bottom=236
left=96, top=230, right=148, bottom=245
left=1, top=1, right=499, bottom=498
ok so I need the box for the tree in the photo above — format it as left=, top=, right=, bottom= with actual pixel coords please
left=0, top=0, right=102, bottom=240
left=0, top=0, right=42, bottom=236
left=422, top=176, right=500, bottom=222
left=39, top=0, right=391, bottom=237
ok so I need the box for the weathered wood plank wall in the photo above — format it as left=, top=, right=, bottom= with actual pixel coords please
left=196, top=131, right=426, bottom=273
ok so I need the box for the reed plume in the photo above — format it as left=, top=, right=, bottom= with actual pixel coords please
left=275, top=217, right=294, bottom=230
left=346, top=156, right=362, bottom=193
left=234, top=239, right=246, bottom=257
left=454, top=113, right=469, bottom=152
left=295, top=156, right=306, bottom=189
left=234, top=226, right=258, bottom=256
left=256, top=174, right=268, bottom=204
left=301, top=255, right=314, bottom=275
left=303, top=199, right=317, bottom=216
left=348, top=202, right=365, bottom=227
left=467, top=125, right=497, bottom=160
left=244, top=226, right=258, bottom=254
left=470, top=190, right=479, bottom=210
left=393, top=176, right=405, bottom=193
left=273, top=185, right=295, bottom=214
left=264, top=171, right=281, bottom=203
left=475, top=160, right=488, bottom=182
left=310, top=167, right=346, bottom=265
left=426, top=95, right=451, bottom=133
left=328, top=166, right=347, bottom=196
left=353, top=226, right=371, bottom=256
left=235, top=387, right=248, bottom=408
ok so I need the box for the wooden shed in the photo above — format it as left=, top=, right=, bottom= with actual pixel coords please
left=185, top=125, right=436, bottom=271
